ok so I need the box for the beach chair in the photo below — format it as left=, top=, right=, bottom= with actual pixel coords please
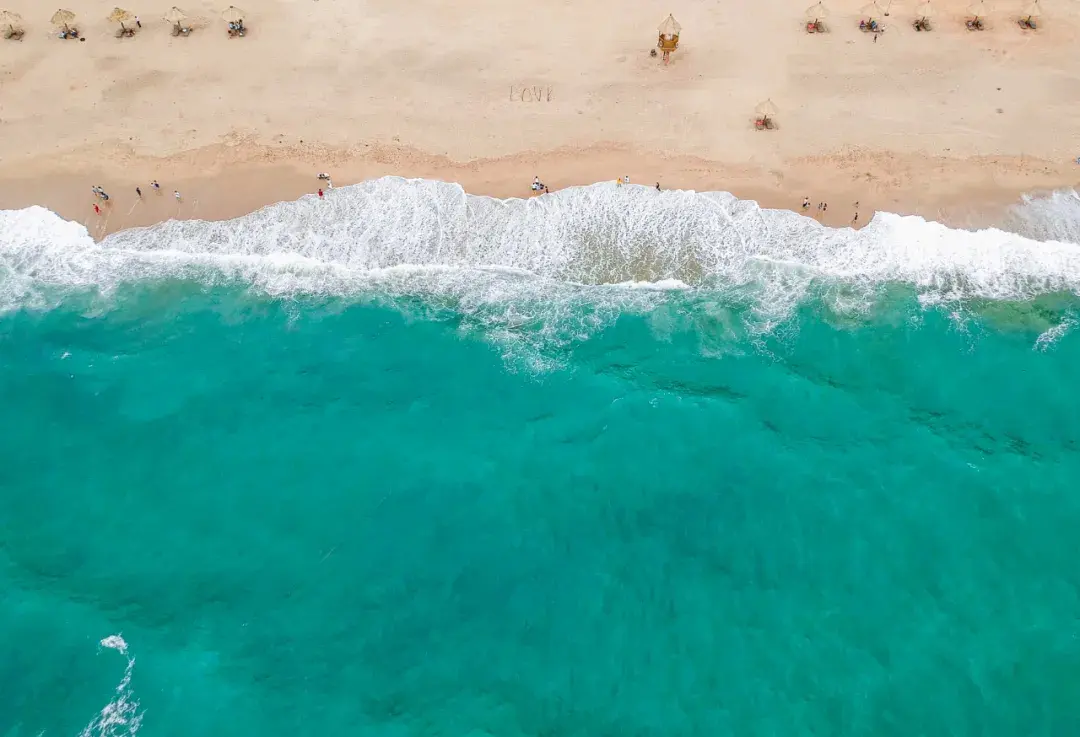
left=754, top=117, right=775, bottom=131
left=4, top=28, right=23, bottom=40
left=171, top=22, right=192, bottom=36
left=1017, top=17, right=1036, bottom=29
left=806, top=19, right=827, bottom=33
left=965, top=17, right=985, bottom=30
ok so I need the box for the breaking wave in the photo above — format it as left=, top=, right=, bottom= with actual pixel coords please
left=78, top=635, right=143, bottom=737
left=2, top=178, right=1079, bottom=350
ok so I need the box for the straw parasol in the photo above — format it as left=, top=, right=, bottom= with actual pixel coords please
left=967, top=0, right=990, bottom=18
left=221, top=5, right=244, bottom=23
left=859, top=1, right=885, bottom=19
left=163, top=6, right=186, bottom=24
left=755, top=99, right=779, bottom=124
left=0, top=9, right=23, bottom=32
left=107, top=7, right=135, bottom=29
left=915, top=0, right=933, bottom=18
left=50, top=8, right=75, bottom=30
left=805, top=2, right=830, bottom=21
left=658, top=14, right=681, bottom=38
left=1020, top=0, right=1040, bottom=19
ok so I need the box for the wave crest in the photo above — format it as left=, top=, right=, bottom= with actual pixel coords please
left=3, top=178, right=1079, bottom=349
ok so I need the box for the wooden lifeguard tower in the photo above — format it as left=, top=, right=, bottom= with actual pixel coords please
left=657, top=14, right=681, bottom=65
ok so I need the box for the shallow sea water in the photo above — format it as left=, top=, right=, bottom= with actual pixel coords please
left=2, top=181, right=1080, bottom=736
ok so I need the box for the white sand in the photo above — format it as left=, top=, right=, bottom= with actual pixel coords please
left=1, top=0, right=1078, bottom=232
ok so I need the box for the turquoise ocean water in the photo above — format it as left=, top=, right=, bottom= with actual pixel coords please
left=2, top=180, right=1080, bottom=736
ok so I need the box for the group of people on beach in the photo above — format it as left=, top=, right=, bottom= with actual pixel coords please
left=90, top=178, right=182, bottom=217
left=802, top=196, right=829, bottom=213
left=88, top=170, right=867, bottom=228
left=90, top=185, right=110, bottom=215
left=803, top=196, right=863, bottom=224
left=92, top=171, right=339, bottom=221
left=529, top=175, right=663, bottom=196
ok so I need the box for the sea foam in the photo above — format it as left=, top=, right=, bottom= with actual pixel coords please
left=79, top=636, right=143, bottom=737
left=2, top=178, right=1079, bottom=344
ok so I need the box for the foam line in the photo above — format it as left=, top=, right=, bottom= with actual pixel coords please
left=2, top=178, right=1079, bottom=333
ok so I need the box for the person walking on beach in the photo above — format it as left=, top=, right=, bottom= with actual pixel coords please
left=802, top=197, right=810, bottom=211
left=623, top=175, right=630, bottom=185
left=93, top=203, right=101, bottom=215
left=656, top=182, right=661, bottom=192
left=151, top=180, right=160, bottom=191
left=174, top=190, right=182, bottom=202
left=135, top=15, right=141, bottom=27
left=136, top=186, right=142, bottom=199
left=318, top=188, right=324, bottom=199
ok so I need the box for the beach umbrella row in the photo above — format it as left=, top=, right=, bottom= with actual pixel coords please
left=0, top=6, right=245, bottom=32
left=800, top=0, right=1040, bottom=20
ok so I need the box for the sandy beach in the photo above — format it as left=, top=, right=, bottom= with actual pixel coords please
left=1, top=0, right=1078, bottom=236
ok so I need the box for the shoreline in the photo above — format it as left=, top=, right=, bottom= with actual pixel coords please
left=1, top=142, right=1076, bottom=239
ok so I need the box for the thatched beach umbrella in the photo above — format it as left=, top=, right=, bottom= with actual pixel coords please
left=0, top=9, right=23, bottom=33
left=50, top=8, right=75, bottom=31
left=915, top=0, right=933, bottom=19
left=1020, top=0, right=1040, bottom=21
left=221, top=5, right=244, bottom=23
left=755, top=98, right=779, bottom=128
left=163, top=6, right=187, bottom=24
left=805, top=2, right=830, bottom=22
left=656, top=14, right=680, bottom=64
left=967, top=0, right=991, bottom=19
left=107, top=6, right=135, bottom=30
left=859, top=1, right=886, bottom=21
left=658, top=14, right=681, bottom=38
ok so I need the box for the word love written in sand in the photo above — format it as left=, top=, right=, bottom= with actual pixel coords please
left=509, top=85, right=553, bottom=102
